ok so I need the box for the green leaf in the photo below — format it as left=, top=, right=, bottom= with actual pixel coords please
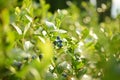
left=52, top=29, right=67, bottom=33
left=25, top=15, right=33, bottom=22
left=23, top=22, right=31, bottom=35
left=55, top=18, right=61, bottom=28
left=81, top=28, right=89, bottom=39
left=76, top=62, right=84, bottom=69
left=37, top=38, right=54, bottom=71
left=45, top=20, right=57, bottom=30
left=11, top=23, right=22, bottom=35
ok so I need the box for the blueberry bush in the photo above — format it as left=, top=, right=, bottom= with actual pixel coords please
left=0, top=0, right=120, bottom=80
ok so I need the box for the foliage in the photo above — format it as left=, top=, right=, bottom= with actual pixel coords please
left=0, top=0, right=120, bottom=80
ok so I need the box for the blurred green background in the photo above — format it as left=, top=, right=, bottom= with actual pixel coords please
left=0, top=0, right=120, bottom=80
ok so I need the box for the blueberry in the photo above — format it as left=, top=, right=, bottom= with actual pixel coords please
left=58, top=43, right=63, bottom=48
left=17, top=62, right=22, bottom=70
left=53, top=56, right=57, bottom=61
left=39, top=54, right=43, bottom=60
left=57, top=36, right=60, bottom=40
left=32, top=55, right=37, bottom=59
left=53, top=36, right=63, bottom=49
left=62, top=73, right=67, bottom=77
left=58, top=40, right=62, bottom=43
left=53, top=41, right=57, bottom=45
left=24, top=57, right=29, bottom=61
left=13, top=61, right=22, bottom=70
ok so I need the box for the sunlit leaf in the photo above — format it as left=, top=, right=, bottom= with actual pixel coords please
left=45, top=20, right=57, bottom=30
left=11, top=23, right=22, bottom=35
left=25, top=15, right=32, bottom=22
left=23, top=22, right=31, bottom=35
left=37, top=38, right=53, bottom=70
left=52, top=29, right=67, bottom=33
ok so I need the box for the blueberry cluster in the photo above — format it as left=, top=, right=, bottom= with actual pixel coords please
left=13, top=61, right=23, bottom=70
left=13, top=54, right=42, bottom=70
left=24, top=54, right=38, bottom=61
left=53, top=36, right=63, bottom=48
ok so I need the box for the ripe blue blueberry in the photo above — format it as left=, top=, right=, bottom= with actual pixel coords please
left=53, top=41, right=57, bottom=45
left=57, top=36, right=60, bottom=40
left=62, top=73, right=67, bottom=77
left=32, top=55, right=37, bottom=59
left=54, top=36, right=63, bottom=48
left=58, top=39, right=62, bottom=43
left=58, top=43, right=63, bottom=48
left=13, top=61, right=22, bottom=70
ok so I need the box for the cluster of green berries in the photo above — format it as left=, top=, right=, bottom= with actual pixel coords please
left=53, top=36, right=63, bottom=48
